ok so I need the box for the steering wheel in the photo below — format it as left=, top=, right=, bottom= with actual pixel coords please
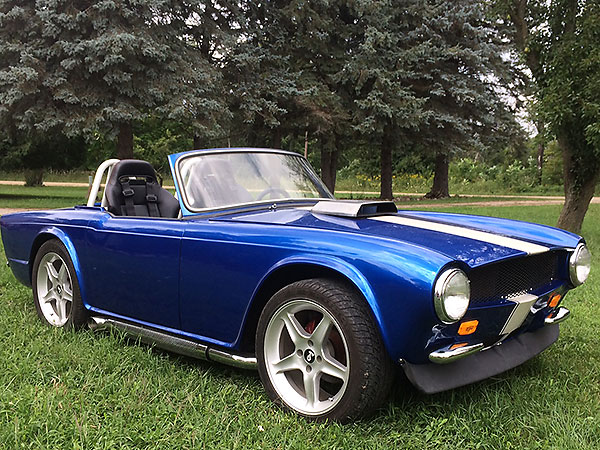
left=256, top=187, right=290, bottom=200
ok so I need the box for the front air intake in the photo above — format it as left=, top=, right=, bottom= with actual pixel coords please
left=469, top=251, right=566, bottom=304
left=311, top=200, right=398, bottom=218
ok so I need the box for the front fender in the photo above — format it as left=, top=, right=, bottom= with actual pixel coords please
left=251, top=254, right=385, bottom=341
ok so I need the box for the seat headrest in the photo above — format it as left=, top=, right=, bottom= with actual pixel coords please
left=111, top=159, right=157, bottom=181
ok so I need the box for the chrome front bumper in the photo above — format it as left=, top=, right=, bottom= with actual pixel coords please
left=429, top=343, right=484, bottom=364
left=545, top=306, right=570, bottom=325
left=429, top=307, right=570, bottom=364
left=405, top=323, right=561, bottom=394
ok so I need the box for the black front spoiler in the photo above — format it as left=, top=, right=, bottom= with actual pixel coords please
left=402, top=324, right=560, bottom=394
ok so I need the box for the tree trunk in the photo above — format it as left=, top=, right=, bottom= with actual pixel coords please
left=537, top=141, right=544, bottom=184
left=320, top=146, right=339, bottom=194
left=425, top=152, right=450, bottom=198
left=536, top=121, right=545, bottom=184
left=193, top=134, right=202, bottom=150
left=24, top=169, right=44, bottom=187
left=247, top=116, right=264, bottom=147
left=556, top=136, right=599, bottom=233
left=380, top=133, right=393, bottom=200
left=117, top=122, right=134, bottom=160
left=304, top=130, right=309, bottom=158
left=271, top=128, right=283, bottom=149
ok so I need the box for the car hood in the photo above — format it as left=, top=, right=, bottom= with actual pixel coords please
left=214, top=206, right=581, bottom=268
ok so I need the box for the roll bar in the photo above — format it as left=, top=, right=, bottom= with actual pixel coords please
left=86, top=159, right=120, bottom=207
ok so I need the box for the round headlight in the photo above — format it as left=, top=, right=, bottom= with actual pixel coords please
left=434, top=268, right=471, bottom=323
left=569, top=243, right=591, bottom=286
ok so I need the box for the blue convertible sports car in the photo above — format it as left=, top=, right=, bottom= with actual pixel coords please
left=0, top=148, right=592, bottom=422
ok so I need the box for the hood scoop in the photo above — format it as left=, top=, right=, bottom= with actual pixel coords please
left=311, top=200, right=397, bottom=218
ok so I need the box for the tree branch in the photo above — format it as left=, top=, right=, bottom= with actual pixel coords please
left=509, top=0, right=541, bottom=77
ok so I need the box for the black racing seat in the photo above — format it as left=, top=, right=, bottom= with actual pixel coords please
left=105, top=159, right=180, bottom=218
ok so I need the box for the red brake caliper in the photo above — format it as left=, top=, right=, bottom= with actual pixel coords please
left=305, top=319, right=316, bottom=334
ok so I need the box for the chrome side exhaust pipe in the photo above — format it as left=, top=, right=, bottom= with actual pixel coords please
left=89, top=317, right=257, bottom=370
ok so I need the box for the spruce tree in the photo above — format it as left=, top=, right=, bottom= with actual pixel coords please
left=0, top=0, right=226, bottom=158
left=224, top=1, right=303, bottom=149
left=225, top=1, right=360, bottom=192
left=345, top=0, right=518, bottom=199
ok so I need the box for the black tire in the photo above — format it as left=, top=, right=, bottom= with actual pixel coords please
left=32, top=239, right=88, bottom=329
left=256, top=278, right=394, bottom=422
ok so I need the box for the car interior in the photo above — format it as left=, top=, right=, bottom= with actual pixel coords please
left=184, top=158, right=254, bottom=209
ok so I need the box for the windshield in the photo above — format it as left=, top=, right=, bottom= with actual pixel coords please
left=177, top=150, right=332, bottom=210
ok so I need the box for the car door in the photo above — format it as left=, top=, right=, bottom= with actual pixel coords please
left=81, top=212, right=184, bottom=329
left=178, top=219, right=281, bottom=347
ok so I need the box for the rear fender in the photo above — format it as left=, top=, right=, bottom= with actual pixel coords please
left=30, top=227, right=87, bottom=306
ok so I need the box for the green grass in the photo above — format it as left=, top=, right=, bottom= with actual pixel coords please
left=0, top=185, right=177, bottom=210
left=0, top=170, right=95, bottom=184
left=1, top=201, right=599, bottom=448
left=0, top=170, right=175, bottom=186
left=0, top=184, right=555, bottom=212
left=339, top=193, right=548, bottom=205
left=0, top=185, right=90, bottom=209
left=0, top=169, right=567, bottom=197
left=334, top=173, right=566, bottom=197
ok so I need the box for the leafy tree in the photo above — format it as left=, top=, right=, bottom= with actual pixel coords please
left=133, top=117, right=192, bottom=172
left=0, top=133, right=85, bottom=170
left=286, top=1, right=360, bottom=192
left=494, top=0, right=600, bottom=233
left=0, top=0, right=225, bottom=159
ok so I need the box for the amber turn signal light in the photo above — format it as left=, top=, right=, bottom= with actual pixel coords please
left=458, top=320, right=479, bottom=336
left=549, top=294, right=561, bottom=308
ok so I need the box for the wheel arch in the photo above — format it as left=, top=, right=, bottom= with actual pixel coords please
left=29, top=227, right=87, bottom=304
left=237, top=256, right=384, bottom=353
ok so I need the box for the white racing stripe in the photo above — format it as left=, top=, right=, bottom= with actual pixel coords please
left=372, top=215, right=549, bottom=255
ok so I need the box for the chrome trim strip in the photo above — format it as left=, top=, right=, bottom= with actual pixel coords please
left=545, top=307, right=570, bottom=325
left=500, top=293, right=538, bottom=336
left=371, top=215, right=550, bottom=255
left=178, top=147, right=303, bottom=159
left=89, top=317, right=257, bottom=370
left=429, top=342, right=484, bottom=364
left=180, top=197, right=331, bottom=216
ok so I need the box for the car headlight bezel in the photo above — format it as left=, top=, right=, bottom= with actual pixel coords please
left=434, top=268, right=471, bottom=324
left=569, top=243, right=591, bottom=287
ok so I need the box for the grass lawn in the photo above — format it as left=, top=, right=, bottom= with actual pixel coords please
left=0, top=184, right=560, bottom=213
left=0, top=170, right=175, bottom=186
left=0, top=185, right=90, bottom=210
left=1, top=200, right=599, bottom=448
left=0, top=168, right=568, bottom=197
left=341, top=193, right=551, bottom=205
left=0, top=185, right=182, bottom=210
